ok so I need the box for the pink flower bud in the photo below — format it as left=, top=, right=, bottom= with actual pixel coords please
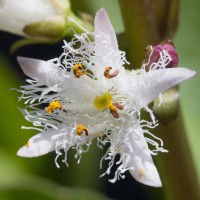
left=144, top=40, right=179, bottom=70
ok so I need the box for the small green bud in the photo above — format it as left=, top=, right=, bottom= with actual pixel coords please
left=23, top=17, right=66, bottom=42
left=153, top=87, right=179, bottom=124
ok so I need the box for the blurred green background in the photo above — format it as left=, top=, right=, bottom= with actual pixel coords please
left=0, top=0, right=199, bottom=200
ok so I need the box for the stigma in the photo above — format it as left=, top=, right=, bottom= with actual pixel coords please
left=93, top=93, right=124, bottom=118
left=73, top=63, right=86, bottom=78
left=76, top=124, right=89, bottom=136
left=104, top=66, right=119, bottom=79
left=46, top=100, right=62, bottom=113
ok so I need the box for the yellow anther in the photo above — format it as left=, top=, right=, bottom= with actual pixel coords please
left=104, top=67, right=112, bottom=78
left=107, top=102, right=118, bottom=112
left=108, top=102, right=119, bottom=118
left=73, top=63, right=86, bottom=78
left=76, top=124, right=89, bottom=136
left=46, top=100, right=62, bottom=113
left=104, top=66, right=119, bottom=79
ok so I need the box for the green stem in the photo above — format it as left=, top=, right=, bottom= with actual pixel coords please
left=155, top=111, right=200, bottom=200
left=154, top=0, right=170, bottom=38
left=119, top=0, right=161, bottom=68
left=165, top=0, right=179, bottom=38
left=154, top=0, right=179, bottom=39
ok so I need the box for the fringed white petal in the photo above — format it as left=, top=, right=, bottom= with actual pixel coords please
left=127, top=129, right=162, bottom=187
left=17, top=56, right=62, bottom=86
left=137, top=67, right=196, bottom=109
left=94, top=8, right=125, bottom=74
left=94, top=8, right=118, bottom=51
left=17, top=130, right=56, bottom=157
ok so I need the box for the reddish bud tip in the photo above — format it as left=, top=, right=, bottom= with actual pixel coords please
left=144, top=39, right=179, bottom=70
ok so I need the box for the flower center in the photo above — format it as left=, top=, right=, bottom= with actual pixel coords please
left=46, top=100, right=62, bottom=113
left=76, top=124, right=89, bottom=136
left=73, top=63, right=86, bottom=78
left=93, top=92, right=123, bottom=118
left=104, top=66, right=119, bottom=79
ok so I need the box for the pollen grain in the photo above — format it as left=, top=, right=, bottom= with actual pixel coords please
left=76, top=124, right=89, bottom=136
left=73, top=63, right=86, bottom=78
left=46, top=100, right=62, bottom=113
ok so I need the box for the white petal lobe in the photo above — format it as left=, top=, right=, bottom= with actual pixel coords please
left=17, top=130, right=56, bottom=157
left=137, top=67, right=196, bottom=108
left=94, top=8, right=118, bottom=51
left=94, top=8, right=124, bottom=74
left=17, top=56, right=61, bottom=86
left=128, top=129, right=162, bottom=187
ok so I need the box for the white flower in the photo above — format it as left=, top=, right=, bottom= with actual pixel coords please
left=0, top=0, right=70, bottom=37
left=16, top=8, right=196, bottom=187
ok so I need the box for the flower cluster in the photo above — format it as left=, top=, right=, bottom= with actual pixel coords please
left=16, top=8, right=195, bottom=187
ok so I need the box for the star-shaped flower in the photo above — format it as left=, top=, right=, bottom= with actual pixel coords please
left=16, top=8, right=196, bottom=187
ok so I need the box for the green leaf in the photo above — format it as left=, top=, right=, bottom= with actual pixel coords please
left=153, top=87, right=179, bottom=124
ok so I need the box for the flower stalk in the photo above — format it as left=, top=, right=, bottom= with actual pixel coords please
left=119, top=0, right=161, bottom=68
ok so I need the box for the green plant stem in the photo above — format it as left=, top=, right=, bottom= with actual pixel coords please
left=155, top=111, right=200, bottom=200
left=154, top=0, right=179, bottom=39
left=119, top=0, right=161, bottom=68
